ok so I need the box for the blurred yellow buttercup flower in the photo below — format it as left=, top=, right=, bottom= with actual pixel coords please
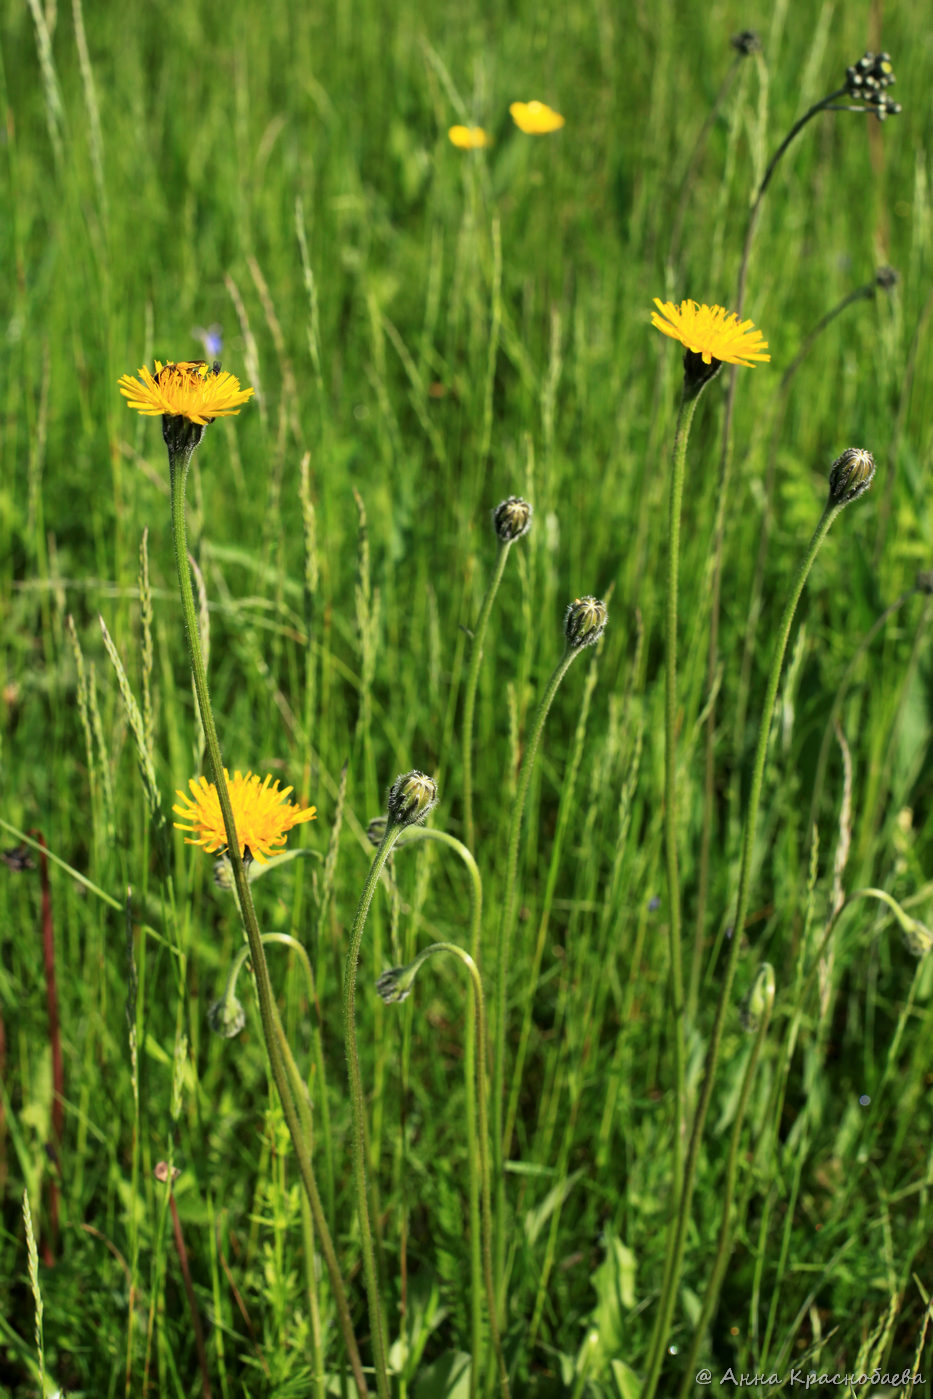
left=173, top=769, right=317, bottom=863
left=118, top=360, right=254, bottom=426
left=651, top=299, right=770, bottom=368
left=449, top=125, right=491, bottom=149
left=509, top=100, right=565, bottom=134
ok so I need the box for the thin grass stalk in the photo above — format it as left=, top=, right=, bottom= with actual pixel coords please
left=805, top=585, right=920, bottom=842
left=344, top=823, right=405, bottom=1399
left=676, top=967, right=775, bottom=1396
left=642, top=492, right=850, bottom=1399
left=503, top=657, right=598, bottom=1161
left=492, top=642, right=583, bottom=1312
left=168, top=442, right=368, bottom=1398
left=462, top=538, right=514, bottom=851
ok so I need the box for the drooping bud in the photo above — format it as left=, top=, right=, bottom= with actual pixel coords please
left=367, top=816, right=389, bottom=848
left=828, top=448, right=876, bottom=507
left=493, top=496, right=533, bottom=543
left=564, top=596, right=608, bottom=651
left=375, top=965, right=419, bottom=1004
left=208, top=992, right=247, bottom=1038
left=875, top=266, right=898, bottom=291
left=386, top=770, right=439, bottom=829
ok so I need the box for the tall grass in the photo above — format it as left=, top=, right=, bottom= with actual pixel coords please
left=2, top=1, right=933, bottom=1395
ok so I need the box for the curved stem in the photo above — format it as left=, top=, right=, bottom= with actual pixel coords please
left=345, top=824, right=403, bottom=1399
left=492, top=643, right=581, bottom=1312
left=462, top=539, right=514, bottom=851
left=169, top=447, right=368, bottom=1398
left=642, top=497, right=843, bottom=1399
left=392, top=829, right=485, bottom=1393
left=397, top=941, right=510, bottom=1398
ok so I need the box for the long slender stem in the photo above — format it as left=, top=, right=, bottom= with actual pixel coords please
left=392, top=829, right=485, bottom=1394
left=675, top=970, right=774, bottom=1397
left=657, top=382, right=703, bottom=1318
left=169, top=445, right=368, bottom=1398
left=642, top=497, right=843, bottom=1399
left=693, top=85, right=849, bottom=988
left=396, top=941, right=510, bottom=1397
left=492, top=643, right=581, bottom=1311
left=345, top=825, right=403, bottom=1399
left=462, top=539, right=513, bottom=851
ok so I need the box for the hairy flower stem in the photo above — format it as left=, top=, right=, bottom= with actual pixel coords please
left=694, top=85, right=849, bottom=984
left=345, top=823, right=405, bottom=1399
left=391, top=938, right=510, bottom=1398
left=642, top=498, right=844, bottom=1399
left=169, top=444, right=369, bottom=1399
left=462, top=538, right=514, bottom=851
left=493, top=643, right=582, bottom=1314
left=658, top=380, right=704, bottom=1308
left=392, top=829, right=486, bottom=1393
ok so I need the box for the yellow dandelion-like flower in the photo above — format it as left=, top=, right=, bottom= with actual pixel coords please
left=173, top=769, right=317, bottom=863
left=118, top=360, right=254, bottom=426
left=448, top=124, right=491, bottom=149
left=651, top=299, right=770, bottom=368
left=509, top=100, right=565, bottom=134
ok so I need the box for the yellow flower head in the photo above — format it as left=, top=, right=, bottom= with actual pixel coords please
left=509, top=100, right=565, bottom=134
left=448, top=124, right=491, bottom=149
left=118, top=360, right=254, bottom=426
left=173, top=769, right=317, bottom=864
left=651, top=299, right=770, bottom=368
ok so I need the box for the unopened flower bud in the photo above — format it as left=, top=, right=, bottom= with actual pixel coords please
left=875, top=266, right=898, bottom=290
left=493, top=496, right=533, bottom=543
left=828, top=448, right=876, bottom=507
left=564, top=596, right=608, bottom=650
left=376, top=965, right=418, bottom=1004
left=386, top=770, right=438, bottom=829
left=740, top=962, right=776, bottom=1032
left=208, top=992, right=247, bottom=1038
left=367, top=816, right=389, bottom=848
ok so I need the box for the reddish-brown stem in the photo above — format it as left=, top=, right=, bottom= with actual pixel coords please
left=169, top=1189, right=213, bottom=1399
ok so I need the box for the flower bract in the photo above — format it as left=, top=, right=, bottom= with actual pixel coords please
left=651, top=299, right=770, bottom=367
left=173, top=770, right=316, bottom=863
left=448, top=125, right=491, bottom=149
left=118, top=360, right=254, bottom=426
left=509, top=100, right=565, bottom=134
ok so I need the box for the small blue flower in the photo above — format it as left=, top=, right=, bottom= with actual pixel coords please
left=192, top=323, right=223, bottom=359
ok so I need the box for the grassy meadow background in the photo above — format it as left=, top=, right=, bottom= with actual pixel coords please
left=2, top=0, right=933, bottom=1393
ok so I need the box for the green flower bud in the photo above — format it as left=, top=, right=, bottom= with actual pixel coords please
left=828, top=448, right=875, bottom=507
left=375, top=965, right=419, bottom=1004
left=366, top=816, right=388, bottom=848
left=208, top=992, right=247, bottom=1038
left=740, top=962, right=776, bottom=1032
left=564, top=595, right=608, bottom=650
left=386, top=770, right=438, bottom=829
left=493, top=496, right=533, bottom=543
